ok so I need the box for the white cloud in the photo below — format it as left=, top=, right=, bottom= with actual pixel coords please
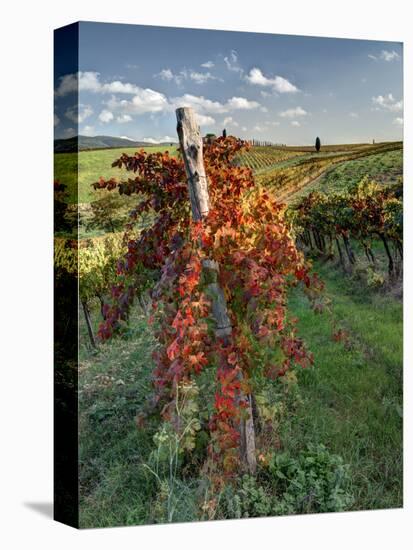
left=291, top=121, right=301, bottom=127
left=101, top=80, right=141, bottom=94
left=157, top=68, right=174, bottom=81
left=196, top=114, right=216, bottom=126
left=65, top=104, right=93, bottom=123
left=155, top=67, right=219, bottom=86
left=171, top=93, right=226, bottom=114
left=155, top=68, right=189, bottom=86
left=201, top=61, right=214, bottom=68
left=279, top=106, right=308, bottom=118
left=54, top=114, right=60, bottom=126
left=349, top=112, right=359, bottom=118
left=223, top=116, right=239, bottom=127
left=242, top=126, right=247, bottom=132
left=224, top=50, right=243, bottom=73
left=56, top=72, right=103, bottom=96
left=107, top=88, right=169, bottom=115
left=368, top=50, right=400, bottom=62
left=265, top=120, right=280, bottom=127
left=189, top=71, right=217, bottom=84
left=116, top=114, right=132, bottom=123
left=372, top=93, right=403, bottom=112
left=246, top=68, right=299, bottom=93
left=380, top=50, right=400, bottom=62
left=142, top=135, right=179, bottom=144
left=393, top=117, right=403, bottom=126
left=170, top=94, right=260, bottom=115
left=82, top=125, right=95, bottom=136
left=253, top=125, right=265, bottom=132
left=56, top=71, right=153, bottom=96
left=98, top=109, right=114, bottom=123
left=226, top=96, right=260, bottom=110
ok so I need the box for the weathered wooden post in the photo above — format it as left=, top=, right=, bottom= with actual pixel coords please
left=176, top=106, right=257, bottom=474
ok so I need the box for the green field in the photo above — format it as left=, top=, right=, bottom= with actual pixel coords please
left=55, top=145, right=177, bottom=204
left=290, top=148, right=403, bottom=203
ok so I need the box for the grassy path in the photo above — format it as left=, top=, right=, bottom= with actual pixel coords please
left=285, top=261, right=402, bottom=510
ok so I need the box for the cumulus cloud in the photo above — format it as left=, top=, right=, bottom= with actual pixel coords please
left=56, top=72, right=101, bottom=96
left=196, top=114, right=216, bottom=126
left=201, top=61, right=214, bottom=68
left=279, top=106, right=308, bottom=118
left=98, top=109, right=114, bottom=123
left=56, top=71, right=150, bottom=96
left=372, top=93, right=403, bottom=112
left=82, top=125, right=95, bottom=136
left=107, top=88, right=169, bottom=115
left=157, top=68, right=174, bottom=81
left=291, top=121, right=301, bottom=127
left=65, top=104, right=93, bottom=123
left=54, top=114, right=60, bottom=127
left=349, top=112, right=359, bottom=118
left=170, top=94, right=260, bottom=115
left=246, top=68, right=299, bottom=93
left=223, top=116, right=239, bottom=127
left=253, top=125, right=264, bottom=132
left=170, top=93, right=226, bottom=114
left=226, top=96, right=260, bottom=110
left=116, top=114, right=132, bottom=123
left=393, top=117, right=403, bottom=126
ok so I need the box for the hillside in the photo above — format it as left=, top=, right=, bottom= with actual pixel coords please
left=54, top=135, right=177, bottom=153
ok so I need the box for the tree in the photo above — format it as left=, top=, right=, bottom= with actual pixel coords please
left=315, top=136, right=321, bottom=152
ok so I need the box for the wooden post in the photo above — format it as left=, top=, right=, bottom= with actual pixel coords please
left=81, top=299, right=97, bottom=349
left=176, top=107, right=256, bottom=474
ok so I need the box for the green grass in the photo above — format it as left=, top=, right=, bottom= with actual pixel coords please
left=55, top=145, right=177, bottom=204
left=284, top=260, right=402, bottom=511
left=291, top=149, right=403, bottom=202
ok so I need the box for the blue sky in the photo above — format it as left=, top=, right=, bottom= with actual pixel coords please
left=54, top=22, right=403, bottom=145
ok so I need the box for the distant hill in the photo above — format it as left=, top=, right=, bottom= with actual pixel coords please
left=54, top=135, right=177, bottom=153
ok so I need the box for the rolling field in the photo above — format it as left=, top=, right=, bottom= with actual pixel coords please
left=55, top=145, right=177, bottom=204
left=290, top=148, right=403, bottom=204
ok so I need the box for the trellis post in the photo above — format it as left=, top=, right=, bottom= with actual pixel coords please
left=176, top=106, right=257, bottom=474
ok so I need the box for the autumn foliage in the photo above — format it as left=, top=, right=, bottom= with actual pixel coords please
left=93, top=137, right=323, bottom=474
